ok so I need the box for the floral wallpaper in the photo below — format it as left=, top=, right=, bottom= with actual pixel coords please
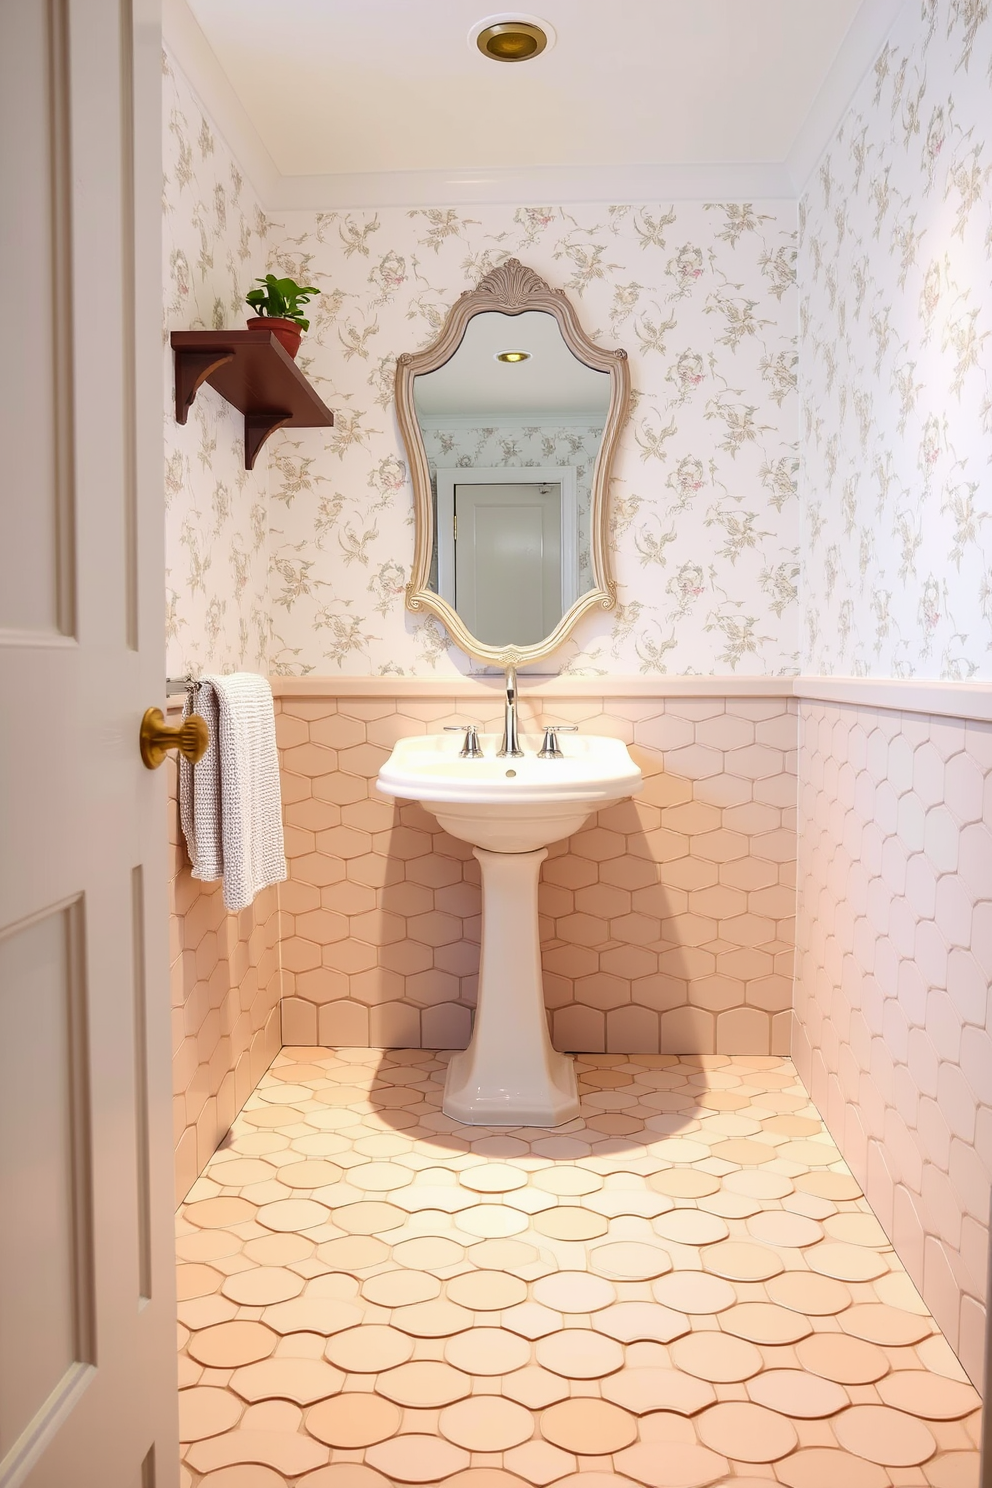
left=421, top=419, right=605, bottom=594
left=262, top=203, right=799, bottom=676
left=162, top=54, right=799, bottom=678
left=800, top=0, right=992, bottom=679
left=162, top=49, right=271, bottom=678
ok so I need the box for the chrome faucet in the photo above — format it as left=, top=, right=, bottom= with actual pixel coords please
left=498, top=665, right=524, bottom=757
left=444, top=723, right=484, bottom=757
left=538, top=723, right=578, bottom=759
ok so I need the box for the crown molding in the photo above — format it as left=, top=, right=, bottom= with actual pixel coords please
left=165, top=0, right=905, bottom=212
left=786, top=0, right=909, bottom=195
left=265, top=160, right=795, bottom=212
left=159, top=17, right=794, bottom=211
left=163, top=0, right=279, bottom=203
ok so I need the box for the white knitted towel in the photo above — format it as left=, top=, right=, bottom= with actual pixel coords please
left=179, top=682, right=222, bottom=885
left=179, top=673, right=286, bottom=912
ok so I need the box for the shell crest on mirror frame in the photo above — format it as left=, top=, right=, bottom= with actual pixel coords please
left=476, top=258, right=554, bottom=310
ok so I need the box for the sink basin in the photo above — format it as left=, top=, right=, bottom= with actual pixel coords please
left=378, top=731, right=642, bottom=1127
left=377, top=731, right=642, bottom=852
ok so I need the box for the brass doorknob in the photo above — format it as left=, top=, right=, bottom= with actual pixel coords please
left=140, top=707, right=209, bottom=770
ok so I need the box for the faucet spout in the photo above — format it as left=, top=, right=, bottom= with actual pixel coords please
left=498, top=665, right=524, bottom=758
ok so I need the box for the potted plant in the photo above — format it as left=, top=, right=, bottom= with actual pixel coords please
left=245, top=274, right=320, bottom=359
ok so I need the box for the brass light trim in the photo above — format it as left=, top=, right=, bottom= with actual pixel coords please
left=476, top=21, right=547, bottom=61
left=496, top=350, right=531, bottom=363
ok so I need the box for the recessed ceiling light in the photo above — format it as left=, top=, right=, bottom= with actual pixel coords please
left=496, top=350, right=531, bottom=363
left=477, top=21, right=546, bottom=61
left=470, top=14, right=556, bottom=63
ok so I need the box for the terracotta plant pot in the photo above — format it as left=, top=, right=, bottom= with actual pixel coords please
left=247, top=315, right=302, bottom=359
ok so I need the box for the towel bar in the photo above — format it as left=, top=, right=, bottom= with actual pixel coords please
left=166, top=676, right=202, bottom=697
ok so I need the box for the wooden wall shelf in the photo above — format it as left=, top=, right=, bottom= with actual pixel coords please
left=171, top=329, right=334, bottom=469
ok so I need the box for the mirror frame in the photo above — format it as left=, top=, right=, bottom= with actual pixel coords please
left=396, top=258, right=630, bottom=668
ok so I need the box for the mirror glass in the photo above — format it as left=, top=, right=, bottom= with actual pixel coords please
left=413, top=309, right=611, bottom=648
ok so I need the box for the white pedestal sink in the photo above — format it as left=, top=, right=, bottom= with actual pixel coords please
left=377, top=732, right=642, bottom=1126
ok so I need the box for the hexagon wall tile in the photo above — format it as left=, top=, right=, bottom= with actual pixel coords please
left=272, top=696, right=799, bottom=1059
left=794, top=701, right=992, bottom=1387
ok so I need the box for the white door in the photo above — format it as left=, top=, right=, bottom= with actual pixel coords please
left=455, top=483, right=563, bottom=645
left=0, top=3, right=179, bottom=1487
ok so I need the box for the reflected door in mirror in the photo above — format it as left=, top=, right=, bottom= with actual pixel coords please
left=454, top=482, right=561, bottom=647
left=414, top=307, right=609, bottom=652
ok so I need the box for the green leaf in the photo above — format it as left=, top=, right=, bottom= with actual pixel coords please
left=244, top=271, right=320, bottom=326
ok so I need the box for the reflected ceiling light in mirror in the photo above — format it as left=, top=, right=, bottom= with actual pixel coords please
left=470, top=14, right=555, bottom=63
left=495, top=350, right=531, bottom=363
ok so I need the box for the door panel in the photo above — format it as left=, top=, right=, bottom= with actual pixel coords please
left=0, top=904, right=92, bottom=1465
left=0, top=2, right=179, bottom=1485
left=454, top=482, right=562, bottom=646
left=0, top=0, right=74, bottom=638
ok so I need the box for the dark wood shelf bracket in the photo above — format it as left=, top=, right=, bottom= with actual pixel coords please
left=170, top=330, right=334, bottom=470
left=174, top=350, right=235, bottom=425
left=245, top=412, right=293, bottom=470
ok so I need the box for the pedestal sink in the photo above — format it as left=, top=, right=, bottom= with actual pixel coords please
left=377, top=732, right=642, bottom=1126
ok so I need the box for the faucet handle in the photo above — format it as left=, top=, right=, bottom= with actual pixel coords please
left=538, top=723, right=578, bottom=759
left=444, top=724, right=484, bottom=758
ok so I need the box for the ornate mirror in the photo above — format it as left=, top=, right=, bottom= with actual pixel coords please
left=396, top=259, right=630, bottom=667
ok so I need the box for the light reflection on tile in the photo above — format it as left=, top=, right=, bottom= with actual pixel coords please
left=177, top=1051, right=981, bottom=1486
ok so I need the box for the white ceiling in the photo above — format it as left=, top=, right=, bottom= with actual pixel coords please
left=414, top=311, right=612, bottom=419
left=170, top=0, right=907, bottom=203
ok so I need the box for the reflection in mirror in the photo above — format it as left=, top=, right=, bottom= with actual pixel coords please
left=396, top=259, right=629, bottom=667
left=413, top=310, right=611, bottom=647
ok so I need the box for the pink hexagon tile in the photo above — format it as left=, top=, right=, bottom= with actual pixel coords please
left=271, top=696, right=799, bottom=1061
left=167, top=750, right=282, bottom=1206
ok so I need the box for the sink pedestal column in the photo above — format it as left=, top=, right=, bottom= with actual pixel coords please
left=443, top=845, right=580, bottom=1127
